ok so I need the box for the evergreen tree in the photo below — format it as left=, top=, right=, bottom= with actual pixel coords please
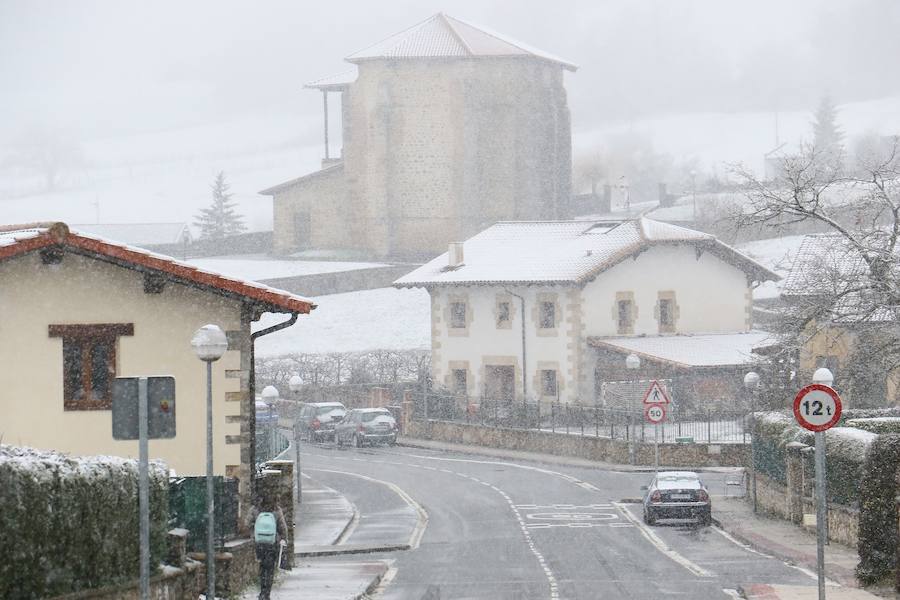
left=812, top=95, right=845, bottom=165
left=194, top=171, right=246, bottom=240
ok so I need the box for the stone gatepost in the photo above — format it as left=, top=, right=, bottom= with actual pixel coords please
left=260, top=461, right=295, bottom=569
left=786, top=441, right=807, bottom=524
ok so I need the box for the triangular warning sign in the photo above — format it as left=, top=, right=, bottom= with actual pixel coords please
left=642, top=380, right=671, bottom=405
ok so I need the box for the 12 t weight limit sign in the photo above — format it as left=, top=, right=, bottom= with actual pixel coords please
left=793, top=384, right=842, bottom=432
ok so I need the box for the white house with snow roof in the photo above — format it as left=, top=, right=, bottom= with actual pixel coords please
left=0, top=222, right=314, bottom=507
left=394, top=217, right=779, bottom=406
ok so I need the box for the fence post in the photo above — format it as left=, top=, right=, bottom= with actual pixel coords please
left=565, top=404, right=570, bottom=435
left=707, top=410, right=712, bottom=443
left=580, top=406, right=584, bottom=436
left=551, top=402, right=556, bottom=433
left=595, top=408, right=599, bottom=437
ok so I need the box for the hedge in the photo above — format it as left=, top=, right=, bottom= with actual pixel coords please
left=856, top=434, right=900, bottom=584
left=753, top=412, right=875, bottom=507
left=0, top=445, right=168, bottom=599
left=845, top=417, right=900, bottom=435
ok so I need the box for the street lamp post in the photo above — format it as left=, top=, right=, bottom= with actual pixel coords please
left=289, top=374, right=303, bottom=505
left=191, top=324, right=228, bottom=600
left=626, top=353, right=641, bottom=465
left=262, top=385, right=279, bottom=462
left=743, top=371, right=761, bottom=514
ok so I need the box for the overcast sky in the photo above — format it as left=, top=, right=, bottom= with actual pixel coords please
left=2, top=0, right=898, bottom=145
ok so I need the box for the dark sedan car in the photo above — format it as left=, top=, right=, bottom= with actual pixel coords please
left=642, top=471, right=711, bottom=526
left=297, top=402, right=347, bottom=442
left=335, top=408, right=398, bottom=447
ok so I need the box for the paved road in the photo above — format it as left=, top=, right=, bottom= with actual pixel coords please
left=299, top=441, right=814, bottom=599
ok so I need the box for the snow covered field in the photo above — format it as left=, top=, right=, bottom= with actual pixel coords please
left=253, top=286, right=430, bottom=356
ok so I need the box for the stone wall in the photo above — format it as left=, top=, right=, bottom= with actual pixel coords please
left=272, top=164, right=352, bottom=255
left=406, top=420, right=748, bottom=468
left=259, top=264, right=414, bottom=297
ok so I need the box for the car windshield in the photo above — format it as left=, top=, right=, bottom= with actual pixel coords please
left=656, top=474, right=699, bottom=483
left=317, top=406, right=343, bottom=415
left=361, top=411, right=391, bottom=422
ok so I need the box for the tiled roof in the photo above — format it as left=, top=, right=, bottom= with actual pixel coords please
left=394, top=217, right=779, bottom=287
left=305, top=69, right=358, bottom=90
left=589, top=331, right=774, bottom=368
left=346, top=13, right=577, bottom=71
left=782, top=234, right=868, bottom=297
left=0, top=223, right=315, bottom=314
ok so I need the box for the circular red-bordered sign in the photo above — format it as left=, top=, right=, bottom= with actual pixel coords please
left=793, top=384, right=842, bottom=432
left=645, top=403, right=666, bottom=424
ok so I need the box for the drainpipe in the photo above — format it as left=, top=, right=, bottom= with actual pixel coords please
left=506, top=289, right=527, bottom=403
left=249, top=311, right=299, bottom=494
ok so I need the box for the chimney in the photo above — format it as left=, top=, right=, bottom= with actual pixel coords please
left=448, top=242, right=464, bottom=269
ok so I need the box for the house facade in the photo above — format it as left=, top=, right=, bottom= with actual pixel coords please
left=0, top=223, right=314, bottom=506
left=395, top=218, right=778, bottom=406
left=261, top=13, right=575, bottom=260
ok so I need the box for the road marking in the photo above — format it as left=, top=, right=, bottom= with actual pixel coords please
left=365, top=560, right=398, bottom=600
left=614, top=502, right=715, bottom=578
left=711, top=527, right=834, bottom=585
left=722, top=589, right=742, bottom=599
left=308, top=468, right=429, bottom=549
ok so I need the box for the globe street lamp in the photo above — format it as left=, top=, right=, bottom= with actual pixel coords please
left=289, top=374, right=303, bottom=504
left=626, top=353, right=641, bottom=464
left=743, top=371, right=761, bottom=514
left=261, top=385, right=279, bottom=461
left=191, top=324, right=228, bottom=600
left=813, top=367, right=834, bottom=387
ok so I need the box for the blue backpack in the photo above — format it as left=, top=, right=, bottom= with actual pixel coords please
left=254, top=512, right=277, bottom=544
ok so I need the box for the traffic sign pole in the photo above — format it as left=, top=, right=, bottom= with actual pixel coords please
left=793, top=383, right=842, bottom=600
left=815, top=430, right=826, bottom=600
left=654, top=423, right=659, bottom=473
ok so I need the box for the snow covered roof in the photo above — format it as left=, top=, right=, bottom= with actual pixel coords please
left=305, top=69, right=358, bottom=90
left=394, top=217, right=779, bottom=287
left=345, top=13, right=577, bottom=71
left=259, top=162, right=343, bottom=196
left=782, top=234, right=868, bottom=297
left=0, top=222, right=315, bottom=314
left=589, top=331, right=774, bottom=368
left=71, top=222, right=191, bottom=247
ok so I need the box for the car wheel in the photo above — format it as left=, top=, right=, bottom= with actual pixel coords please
left=699, top=511, right=712, bottom=526
left=353, top=434, right=363, bottom=448
left=336, top=433, right=344, bottom=448
left=644, top=509, right=656, bottom=525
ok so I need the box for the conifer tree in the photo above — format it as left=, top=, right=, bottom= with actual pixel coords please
left=812, top=95, right=845, bottom=165
left=194, top=171, right=246, bottom=240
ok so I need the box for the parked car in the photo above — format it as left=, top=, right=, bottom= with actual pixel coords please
left=641, top=471, right=711, bottom=526
left=255, top=400, right=278, bottom=428
left=297, top=402, right=347, bottom=442
left=335, top=408, right=398, bottom=448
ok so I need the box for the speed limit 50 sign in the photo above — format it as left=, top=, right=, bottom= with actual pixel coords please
left=645, top=403, right=666, bottom=424
left=793, top=384, right=842, bottom=432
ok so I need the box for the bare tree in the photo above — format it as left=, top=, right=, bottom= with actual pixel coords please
left=733, top=136, right=900, bottom=403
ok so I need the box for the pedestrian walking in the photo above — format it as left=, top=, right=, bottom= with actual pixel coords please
left=246, top=492, right=288, bottom=600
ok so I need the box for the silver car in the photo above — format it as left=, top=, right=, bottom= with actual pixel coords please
left=641, top=471, right=711, bottom=526
left=297, top=402, right=347, bottom=442
left=335, top=408, right=398, bottom=447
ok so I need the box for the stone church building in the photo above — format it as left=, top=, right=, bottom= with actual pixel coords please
left=261, top=13, right=577, bottom=260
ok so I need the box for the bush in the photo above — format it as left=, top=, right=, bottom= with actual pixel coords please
left=0, top=445, right=168, bottom=599
left=857, top=434, right=900, bottom=584
left=845, top=417, right=900, bottom=434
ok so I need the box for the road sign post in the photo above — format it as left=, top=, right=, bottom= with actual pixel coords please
left=794, top=383, right=842, bottom=600
left=113, top=376, right=176, bottom=600
left=644, top=403, right=666, bottom=472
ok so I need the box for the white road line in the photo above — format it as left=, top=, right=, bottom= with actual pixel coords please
left=308, top=468, right=429, bottom=549
left=722, top=589, right=742, bottom=598
left=711, top=526, right=836, bottom=585
left=614, top=502, right=715, bottom=578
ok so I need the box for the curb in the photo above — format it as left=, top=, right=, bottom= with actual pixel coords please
left=397, top=438, right=742, bottom=474
left=295, top=543, right=411, bottom=558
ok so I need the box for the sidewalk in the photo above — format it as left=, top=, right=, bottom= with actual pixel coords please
left=714, top=496, right=890, bottom=599
left=397, top=435, right=741, bottom=473
left=242, top=471, right=389, bottom=600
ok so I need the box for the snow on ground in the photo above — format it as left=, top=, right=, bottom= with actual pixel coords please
left=186, top=254, right=387, bottom=282
left=736, top=234, right=806, bottom=300
left=254, top=287, right=430, bottom=356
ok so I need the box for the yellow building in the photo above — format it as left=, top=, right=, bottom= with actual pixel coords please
left=0, top=222, right=314, bottom=505
left=261, top=13, right=576, bottom=260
